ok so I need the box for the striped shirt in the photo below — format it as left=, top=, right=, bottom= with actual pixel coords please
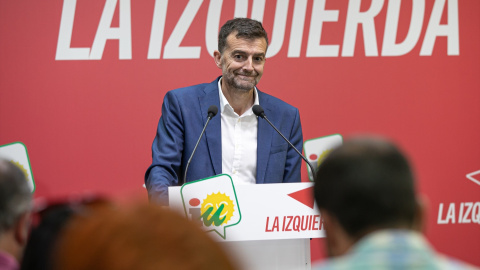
left=313, top=230, right=479, bottom=270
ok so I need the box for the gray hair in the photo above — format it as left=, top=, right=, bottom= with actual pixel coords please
left=0, top=158, right=32, bottom=233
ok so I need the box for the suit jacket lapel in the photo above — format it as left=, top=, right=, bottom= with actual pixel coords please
left=256, top=91, right=274, bottom=183
left=199, top=78, right=222, bottom=175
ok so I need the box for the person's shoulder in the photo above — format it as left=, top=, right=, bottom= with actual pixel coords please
left=168, top=82, right=210, bottom=96
left=257, top=89, right=299, bottom=112
left=435, top=255, right=480, bottom=270
left=167, top=77, right=220, bottom=96
left=161, top=82, right=213, bottom=107
left=312, top=254, right=480, bottom=270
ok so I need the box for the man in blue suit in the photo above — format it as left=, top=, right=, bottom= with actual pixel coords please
left=145, top=18, right=303, bottom=204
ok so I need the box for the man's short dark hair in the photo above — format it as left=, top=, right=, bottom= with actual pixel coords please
left=314, top=137, right=417, bottom=239
left=0, top=158, right=32, bottom=233
left=218, top=18, right=269, bottom=54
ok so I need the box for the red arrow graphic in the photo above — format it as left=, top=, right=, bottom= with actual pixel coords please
left=287, top=186, right=315, bottom=209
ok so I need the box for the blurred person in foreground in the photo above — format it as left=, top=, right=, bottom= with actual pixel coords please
left=53, top=202, right=238, bottom=270
left=313, top=137, right=478, bottom=270
left=0, top=158, right=32, bottom=270
left=20, top=197, right=110, bottom=270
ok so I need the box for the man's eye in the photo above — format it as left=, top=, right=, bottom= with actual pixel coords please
left=234, top=55, right=243, bottom=60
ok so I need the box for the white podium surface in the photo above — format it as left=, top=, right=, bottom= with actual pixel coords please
left=168, top=175, right=325, bottom=270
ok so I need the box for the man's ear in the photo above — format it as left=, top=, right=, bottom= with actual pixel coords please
left=321, top=209, right=355, bottom=257
left=320, top=210, right=335, bottom=257
left=14, top=212, right=31, bottom=246
left=213, top=50, right=222, bottom=68
left=321, top=210, right=334, bottom=234
left=413, top=195, right=428, bottom=232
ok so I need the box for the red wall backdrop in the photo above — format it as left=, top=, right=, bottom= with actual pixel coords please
left=1, top=0, right=479, bottom=266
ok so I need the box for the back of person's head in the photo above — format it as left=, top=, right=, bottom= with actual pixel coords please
left=53, top=202, right=237, bottom=270
left=218, top=17, right=269, bottom=53
left=0, top=158, right=31, bottom=235
left=20, top=203, right=75, bottom=270
left=0, top=158, right=32, bottom=261
left=314, top=137, right=418, bottom=240
left=20, top=197, right=110, bottom=270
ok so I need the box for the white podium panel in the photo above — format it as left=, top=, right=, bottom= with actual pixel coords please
left=168, top=175, right=324, bottom=270
left=220, top=239, right=311, bottom=270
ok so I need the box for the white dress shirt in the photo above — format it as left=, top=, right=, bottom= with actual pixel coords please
left=218, top=78, right=259, bottom=185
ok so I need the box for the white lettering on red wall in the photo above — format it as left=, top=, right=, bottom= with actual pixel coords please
left=56, top=0, right=460, bottom=60
left=437, top=202, right=480, bottom=225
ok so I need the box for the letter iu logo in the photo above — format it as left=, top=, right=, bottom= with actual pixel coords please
left=181, top=174, right=242, bottom=239
left=200, top=192, right=234, bottom=226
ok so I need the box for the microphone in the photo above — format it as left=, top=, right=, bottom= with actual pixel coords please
left=252, top=105, right=316, bottom=181
left=184, top=105, right=218, bottom=183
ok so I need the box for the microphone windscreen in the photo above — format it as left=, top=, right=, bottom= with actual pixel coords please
left=252, top=105, right=265, bottom=117
left=207, top=105, right=218, bottom=117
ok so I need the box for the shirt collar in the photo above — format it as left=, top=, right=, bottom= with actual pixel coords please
left=218, top=77, right=260, bottom=116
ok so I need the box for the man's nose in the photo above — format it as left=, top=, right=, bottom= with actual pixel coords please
left=243, top=57, right=254, bottom=72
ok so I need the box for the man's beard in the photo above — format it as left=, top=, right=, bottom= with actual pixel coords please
left=223, top=71, right=259, bottom=91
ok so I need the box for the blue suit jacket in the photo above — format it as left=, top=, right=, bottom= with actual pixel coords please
left=145, top=77, right=303, bottom=204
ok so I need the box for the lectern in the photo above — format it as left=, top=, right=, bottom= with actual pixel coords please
left=168, top=174, right=324, bottom=270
